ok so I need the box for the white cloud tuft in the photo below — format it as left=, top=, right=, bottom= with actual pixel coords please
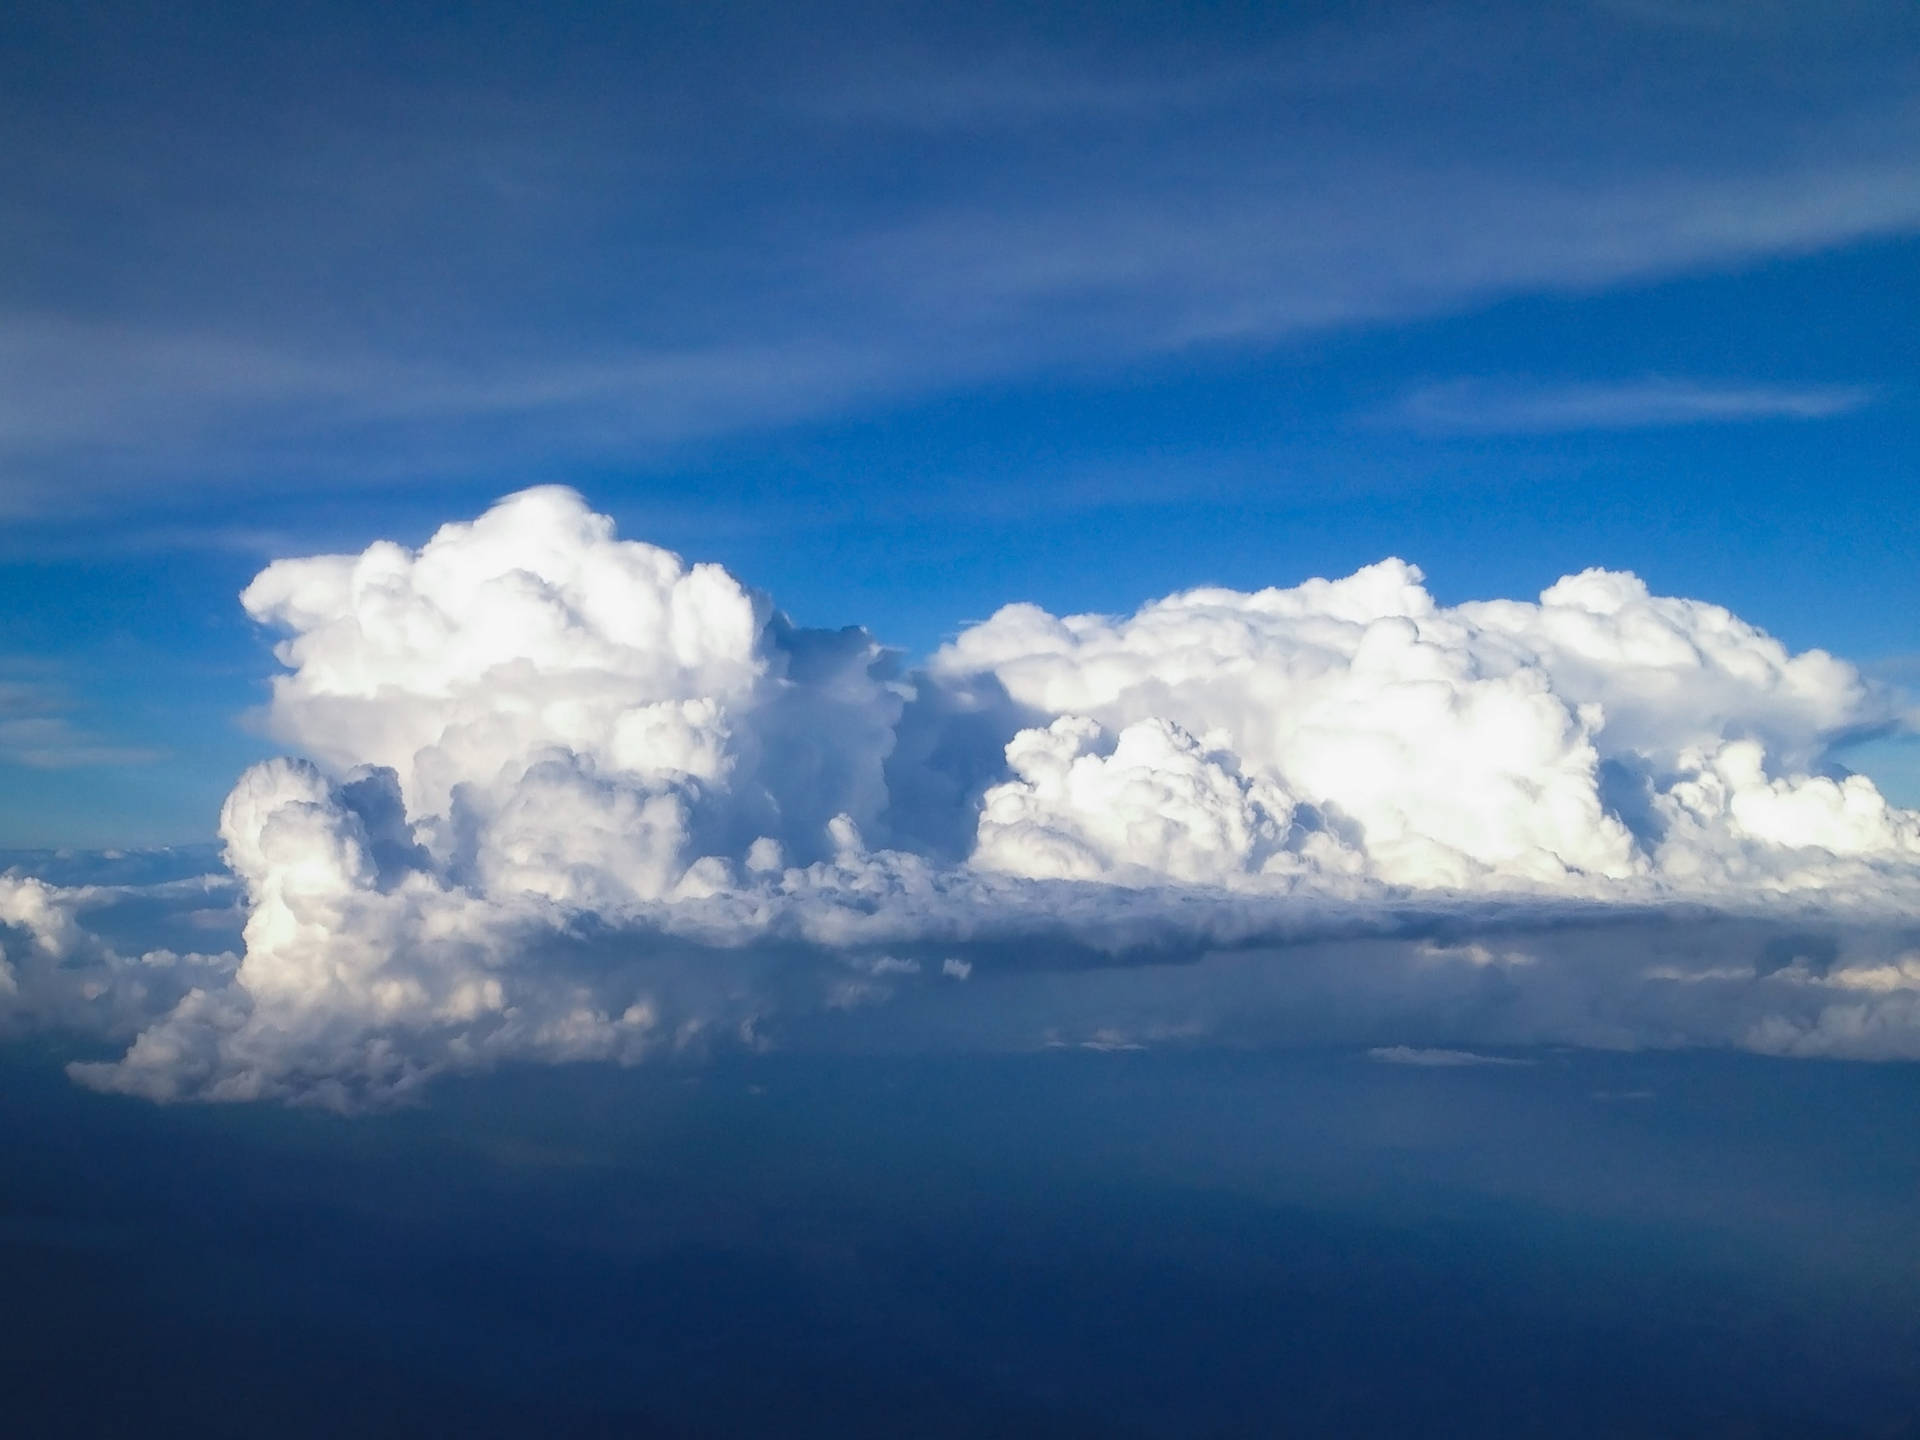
left=972, top=716, right=1344, bottom=886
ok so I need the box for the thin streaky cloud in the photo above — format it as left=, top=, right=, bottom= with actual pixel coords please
left=1389, top=378, right=1881, bottom=433
left=0, top=719, right=164, bottom=770
left=1367, top=1047, right=1538, bottom=1068
left=2, top=3, right=1918, bottom=516
left=0, top=679, right=165, bottom=770
left=1861, top=654, right=1920, bottom=689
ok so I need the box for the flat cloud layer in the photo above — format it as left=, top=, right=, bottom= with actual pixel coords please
left=6, top=488, right=1919, bottom=1105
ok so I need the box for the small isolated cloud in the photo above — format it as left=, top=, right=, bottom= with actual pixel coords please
left=1390, top=378, right=1879, bottom=434
left=1, top=487, right=1916, bottom=1108
left=1368, top=1046, right=1534, bottom=1068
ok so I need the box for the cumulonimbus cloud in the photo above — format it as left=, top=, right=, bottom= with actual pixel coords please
left=5, top=487, right=1917, bottom=1106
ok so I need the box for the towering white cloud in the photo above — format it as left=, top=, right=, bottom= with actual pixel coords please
left=16, top=487, right=1916, bottom=1106
left=242, top=485, right=905, bottom=906
left=937, top=559, right=1912, bottom=894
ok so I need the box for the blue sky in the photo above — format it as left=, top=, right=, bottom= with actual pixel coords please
left=2, top=0, right=1918, bottom=845
left=8, top=12, right=1920, bottom=1431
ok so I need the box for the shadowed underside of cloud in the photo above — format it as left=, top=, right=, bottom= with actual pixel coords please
left=1, top=488, right=1914, bottom=1105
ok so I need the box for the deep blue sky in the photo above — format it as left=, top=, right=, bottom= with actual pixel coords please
left=2, top=0, right=1917, bottom=845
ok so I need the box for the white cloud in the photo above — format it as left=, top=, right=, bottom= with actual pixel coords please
left=936, top=559, right=1906, bottom=894
left=241, top=485, right=905, bottom=897
left=8, top=487, right=1913, bottom=1106
left=0, top=869, right=235, bottom=1045
left=972, top=716, right=1344, bottom=887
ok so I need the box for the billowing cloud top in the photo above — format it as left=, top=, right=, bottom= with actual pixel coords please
left=239, top=487, right=904, bottom=906
left=943, top=560, right=1905, bottom=893
left=7, top=489, right=1919, bottom=1105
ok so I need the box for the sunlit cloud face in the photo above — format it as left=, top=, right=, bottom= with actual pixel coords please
left=0, top=488, right=1912, bottom=1107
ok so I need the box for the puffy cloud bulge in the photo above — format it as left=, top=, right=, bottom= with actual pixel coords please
left=948, top=561, right=1912, bottom=892
left=238, top=489, right=904, bottom=906
left=12, top=488, right=1920, bottom=1104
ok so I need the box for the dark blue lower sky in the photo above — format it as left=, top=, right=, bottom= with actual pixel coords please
left=7, top=1044, right=1919, bottom=1438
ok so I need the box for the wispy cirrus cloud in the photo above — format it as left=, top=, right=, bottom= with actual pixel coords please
left=2, top=1, right=1918, bottom=517
left=1387, top=377, right=1881, bottom=433
left=0, top=679, right=162, bottom=769
left=1368, top=1046, right=1536, bottom=1068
